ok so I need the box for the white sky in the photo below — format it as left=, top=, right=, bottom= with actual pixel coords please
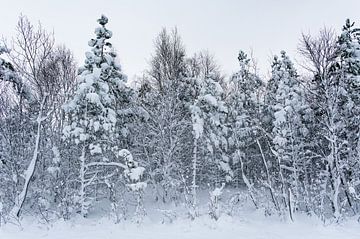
left=1, top=0, right=360, bottom=80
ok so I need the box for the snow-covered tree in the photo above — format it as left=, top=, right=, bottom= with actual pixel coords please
left=267, top=51, right=306, bottom=220
left=133, top=28, right=192, bottom=204
left=121, top=149, right=146, bottom=223
left=298, top=20, right=360, bottom=220
left=226, top=51, right=263, bottom=208
left=0, top=18, right=76, bottom=220
left=63, top=15, right=134, bottom=216
left=327, top=19, right=360, bottom=218
left=188, top=74, right=229, bottom=218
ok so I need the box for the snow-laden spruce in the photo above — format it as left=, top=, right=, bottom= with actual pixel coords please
left=63, top=15, right=144, bottom=217
left=267, top=51, right=306, bottom=221
left=189, top=75, right=229, bottom=218
left=226, top=51, right=263, bottom=209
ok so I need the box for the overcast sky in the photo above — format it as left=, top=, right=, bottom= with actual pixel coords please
left=2, top=0, right=360, bottom=80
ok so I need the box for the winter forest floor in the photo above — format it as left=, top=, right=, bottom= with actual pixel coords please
left=1, top=213, right=360, bottom=239
left=1, top=193, right=360, bottom=239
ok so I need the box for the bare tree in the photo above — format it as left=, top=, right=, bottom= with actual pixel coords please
left=298, top=28, right=337, bottom=84
left=186, top=50, right=225, bottom=82
left=3, top=15, right=55, bottom=103
left=148, top=27, right=186, bottom=93
left=0, top=15, right=77, bottom=220
left=10, top=95, right=50, bottom=218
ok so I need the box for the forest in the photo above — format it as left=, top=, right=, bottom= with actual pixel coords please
left=1, top=14, right=360, bottom=228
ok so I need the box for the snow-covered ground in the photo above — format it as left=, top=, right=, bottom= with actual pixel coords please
left=1, top=191, right=359, bottom=239
left=1, top=213, right=360, bottom=239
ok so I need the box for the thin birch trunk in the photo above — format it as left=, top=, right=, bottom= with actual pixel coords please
left=10, top=96, right=47, bottom=218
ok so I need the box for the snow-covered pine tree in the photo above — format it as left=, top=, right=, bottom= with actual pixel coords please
left=189, top=73, right=229, bottom=218
left=267, top=51, right=305, bottom=221
left=63, top=15, right=133, bottom=216
left=226, top=50, right=263, bottom=209
left=327, top=19, right=360, bottom=217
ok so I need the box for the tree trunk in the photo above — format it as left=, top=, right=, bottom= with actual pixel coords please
left=10, top=96, right=46, bottom=218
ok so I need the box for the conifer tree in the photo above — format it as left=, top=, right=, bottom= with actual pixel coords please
left=327, top=19, right=360, bottom=217
left=226, top=51, right=263, bottom=207
left=189, top=74, right=229, bottom=218
left=63, top=15, right=133, bottom=216
left=268, top=51, right=305, bottom=220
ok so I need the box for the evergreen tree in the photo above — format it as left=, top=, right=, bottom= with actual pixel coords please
left=328, top=19, right=360, bottom=217
left=189, top=74, right=229, bottom=217
left=63, top=15, right=133, bottom=216
left=226, top=51, right=263, bottom=208
left=267, top=51, right=306, bottom=220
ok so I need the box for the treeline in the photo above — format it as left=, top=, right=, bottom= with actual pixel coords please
left=0, top=15, right=360, bottom=224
